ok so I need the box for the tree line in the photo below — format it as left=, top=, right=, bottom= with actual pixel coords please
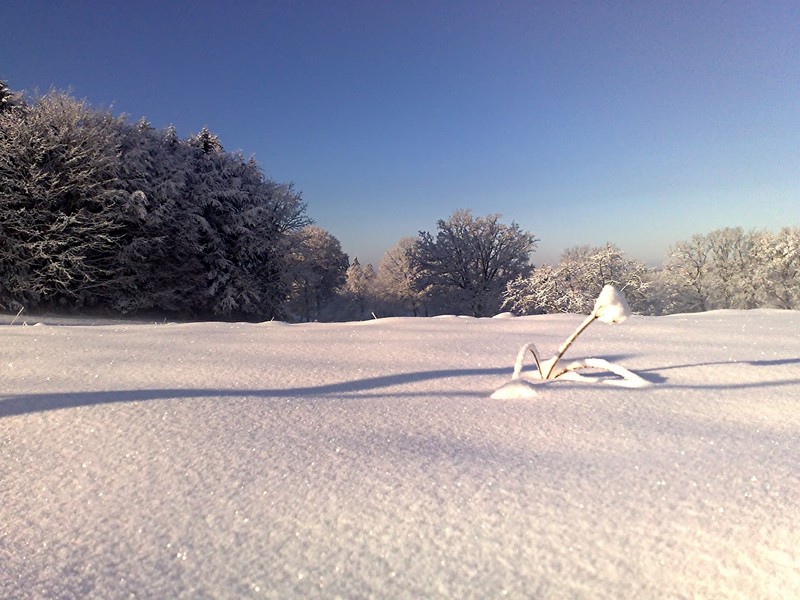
left=341, top=223, right=799, bottom=320
left=2, top=82, right=797, bottom=321
left=502, top=227, right=799, bottom=316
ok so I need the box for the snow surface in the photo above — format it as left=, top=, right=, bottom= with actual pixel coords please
left=2, top=310, right=799, bottom=598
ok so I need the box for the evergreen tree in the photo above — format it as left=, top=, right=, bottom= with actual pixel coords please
left=114, top=124, right=299, bottom=319
left=0, top=85, right=309, bottom=320
left=0, top=80, right=23, bottom=113
left=189, top=126, right=223, bottom=154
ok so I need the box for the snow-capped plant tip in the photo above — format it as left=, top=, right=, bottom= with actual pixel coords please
left=491, top=285, right=649, bottom=399
left=593, top=283, right=631, bottom=324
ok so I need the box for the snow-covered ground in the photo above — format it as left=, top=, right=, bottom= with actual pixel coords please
left=2, top=310, right=799, bottom=598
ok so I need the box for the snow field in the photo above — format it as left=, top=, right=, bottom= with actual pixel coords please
left=2, top=311, right=799, bottom=598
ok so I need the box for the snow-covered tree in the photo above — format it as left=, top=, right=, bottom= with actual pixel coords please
left=184, top=144, right=297, bottom=317
left=0, top=80, right=23, bottom=113
left=705, top=227, right=759, bottom=309
left=189, top=126, right=223, bottom=155
left=751, top=227, right=800, bottom=309
left=658, top=234, right=713, bottom=313
left=372, top=237, right=429, bottom=316
left=415, top=210, right=537, bottom=316
left=0, top=89, right=127, bottom=310
left=257, top=177, right=310, bottom=234
left=503, top=243, right=651, bottom=315
left=0, top=85, right=308, bottom=320
left=657, top=227, right=768, bottom=313
left=113, top=124, right=300, bottom=319
left=504, top=264, right=575, bottom=314
left=341, top=258, right=376, bottom=319
left=285, top=226, right=349, bottom=321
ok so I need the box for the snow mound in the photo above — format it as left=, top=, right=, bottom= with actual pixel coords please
left=489, top=377, right=541, bottom=398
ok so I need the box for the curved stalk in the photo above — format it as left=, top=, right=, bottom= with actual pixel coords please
left=512, top=342, right=543, bottom=380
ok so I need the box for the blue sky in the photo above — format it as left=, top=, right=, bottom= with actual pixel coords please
left=4, top=1, right=798, bottom=266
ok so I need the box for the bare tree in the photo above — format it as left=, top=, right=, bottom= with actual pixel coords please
left=658, top=227, right=764, bottom=313
left=374, top=237, right=428, bottom=316
left=659, top=234, right=714, bottom=313
left=752, top=227, right=800, bottom=309
left=285, top=226, right=349, bottom=321
left=415, top=210, right=537, bottom=316
left=341, top=258, right=376, bottom=319
left=503, top=243, right=651, bottom=315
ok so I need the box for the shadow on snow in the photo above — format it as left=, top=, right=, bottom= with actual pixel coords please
left=0, top=367, right=507, bottom=417
left=2, top=358, right=799, bottom=418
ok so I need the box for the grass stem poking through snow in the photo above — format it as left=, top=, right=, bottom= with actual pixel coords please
left=492, top=285, right=648, bottom=398
left=542, top=313, right=597, bottom=380
left=10, top=306, right=24, bottom=326
left=512, top=342, right=544, bottom=379
left=543, top=285, right=631, bottom=379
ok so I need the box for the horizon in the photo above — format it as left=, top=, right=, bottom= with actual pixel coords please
left=3, top=1, right=798, bottom=267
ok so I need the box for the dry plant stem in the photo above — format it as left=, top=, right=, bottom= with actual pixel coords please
left=513, top=342, right=543, bottom=379
left=543, top=313, right=597, bottom=379
left=528, top=347, right=543, bottom=379
left=10, top=306, right=24, bottom=326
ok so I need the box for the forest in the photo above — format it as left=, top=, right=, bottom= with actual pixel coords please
left=1, top=82, right=798, bottom=321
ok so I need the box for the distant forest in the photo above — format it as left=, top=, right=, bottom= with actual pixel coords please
left=1, top=82, right=797, bottom=321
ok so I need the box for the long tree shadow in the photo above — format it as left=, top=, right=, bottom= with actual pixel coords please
left=4, top=356, right=798, bottom=418
left=640, top=357, right=800, bottom=377
left=0, top=367, right=508, bottom=418
left=747, top=357, right=800, bottom=367
left=636, top=355, right=800, bottom=389
left=579, top=353, right=800, bottom=389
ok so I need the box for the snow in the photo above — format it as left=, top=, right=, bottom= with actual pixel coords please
left=2, top=310, right=799, bottom=598
left=592, top=284, right=631, bottom=324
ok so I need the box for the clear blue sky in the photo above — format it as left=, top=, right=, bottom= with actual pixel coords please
left=4, top=1, right=798, bottom=266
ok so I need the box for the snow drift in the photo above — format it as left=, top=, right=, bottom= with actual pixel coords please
left=2, top=310, right=799, bottom=598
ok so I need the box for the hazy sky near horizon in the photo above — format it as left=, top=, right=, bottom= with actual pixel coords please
left=4, top=1, right=798, bottom=266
